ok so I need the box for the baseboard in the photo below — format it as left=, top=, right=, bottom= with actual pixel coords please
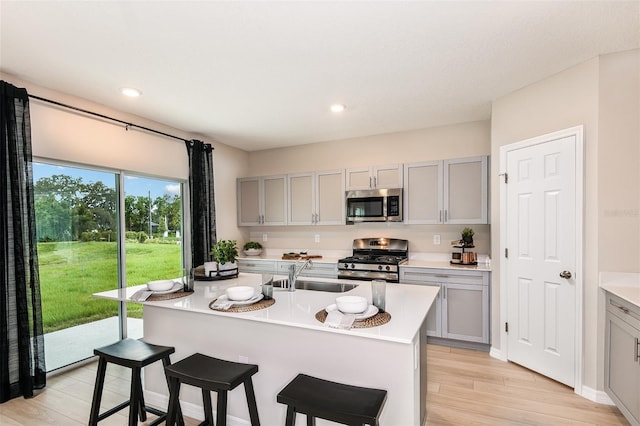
left=578, top=385, right=615, bottom=405
left=489, top=346, right=507, bottom=361
left=145, top=389, right=250, bottom=426
left=427, top=337, right=490, bottom=352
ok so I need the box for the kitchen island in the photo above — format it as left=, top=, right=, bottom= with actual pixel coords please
left=94, top=274, right=438, bottom=425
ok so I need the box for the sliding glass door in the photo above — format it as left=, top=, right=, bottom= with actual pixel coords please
left=33, top=161, right=184, bottom=371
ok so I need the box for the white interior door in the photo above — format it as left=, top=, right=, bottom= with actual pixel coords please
left=504, top=131, right=579, bottom=387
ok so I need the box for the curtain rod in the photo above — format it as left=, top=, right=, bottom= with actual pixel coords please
left=28, top=93, right=191, bottom=143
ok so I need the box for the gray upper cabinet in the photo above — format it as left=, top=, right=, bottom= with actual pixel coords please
left=288, top=170, right=345, bottom=225
left=237, top=175, right=288, bottom=226
left=346, top=164, right=403, bottom=190
left=404, top=156, right=488, bottom=224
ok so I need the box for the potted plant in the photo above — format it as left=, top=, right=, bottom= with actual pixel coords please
left=461, top=227, right=475, bottom=246
left=210, top=239, right=239, bottom=276
left=242, top=241, right=263, bottom=256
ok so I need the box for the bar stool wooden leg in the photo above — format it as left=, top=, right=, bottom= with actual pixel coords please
left=201, top=389, right=213, bottom=426
left=161, top=356, right=184, bottom=426
left=284, top=406, right=296, bottom=426
left=128, top=367, right=141, bottom=426
left=216, top=390, right=228, bottom=426
left=244, top=379, right=260, bottom=426
left=89, top=357, right=107, bottom=426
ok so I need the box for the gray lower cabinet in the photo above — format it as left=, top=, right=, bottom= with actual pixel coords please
left=236, top=259, right=277, bottom=274
left=277, top=260, right=338, bottom=278
left=605, top=293, right=640, bottom=426
left=237, top=258, right=338, bottom=279
left=400, top=267, right=490, bottom=344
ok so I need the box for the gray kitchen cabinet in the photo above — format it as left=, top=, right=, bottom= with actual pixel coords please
left=605, top=293, right=640, bottom=426
left=237, top=175, right=288, bottom=226
left=400, top=267, right=490, bottom=344
left=288, top=170, right=345, bottom=225
left=403, top=156, right=488, bottom=224
left=277, top=260, right=338, bottom=278
left=346, top=164, right=403, bottom=190
left=237, top=259, right=277, bottom=274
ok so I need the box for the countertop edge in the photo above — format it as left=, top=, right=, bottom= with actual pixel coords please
left=599, top=272, right=640, bottom=309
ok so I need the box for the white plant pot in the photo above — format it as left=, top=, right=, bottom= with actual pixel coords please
left=243, top=248, right=262, bottom=256
left=217, top=261, right=238, bottom=276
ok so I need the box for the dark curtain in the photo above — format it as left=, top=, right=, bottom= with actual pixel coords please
left=0, top=81, right=46, bottom=402
left=185, top=140, right=217, bottom=267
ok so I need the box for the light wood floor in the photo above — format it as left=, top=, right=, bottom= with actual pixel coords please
left=0, top=344, right=628, bottom=425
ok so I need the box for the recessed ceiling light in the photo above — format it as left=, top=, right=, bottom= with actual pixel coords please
left=330, top=104, right=346, bottom=113
left=121, top=87, right=142, bottom=97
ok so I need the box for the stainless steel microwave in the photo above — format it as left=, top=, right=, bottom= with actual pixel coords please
left=345, top=188, right=403, bottom=223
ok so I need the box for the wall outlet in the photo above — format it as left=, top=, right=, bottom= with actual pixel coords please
left=314, top=234, right=320, bottom=243
left=433, top=234, right=441, bottom=245
left=262, top=233, right=268, bottom=242
left=239, top=355, right=249, bottom=363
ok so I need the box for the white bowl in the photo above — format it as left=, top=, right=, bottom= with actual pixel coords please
left=147, top=279, right=175, bottom=292
left=226, top=286, right=255, bottom=301
left=335, top=296, right=368, bottom=314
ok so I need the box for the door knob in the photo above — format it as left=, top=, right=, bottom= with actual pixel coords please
left=559, top=271, right=572, bottom=279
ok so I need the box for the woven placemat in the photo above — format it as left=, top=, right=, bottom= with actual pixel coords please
left=315, top=309, right=391, bottom=328
left=147, top=290, right=193, bottom=301
left=209, top=298, right=275, bottom=312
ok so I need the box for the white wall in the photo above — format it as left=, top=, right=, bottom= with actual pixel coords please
left=0, top=72, right=250, bottom=244
left=490, top=49, right=640, bottom=394
left=244, top=120, right=491, bottom=255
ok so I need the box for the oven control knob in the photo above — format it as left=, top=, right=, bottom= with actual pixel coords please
left=350, top=264, right=356, bottom=269
left=377, top=265, right=383, bottom=271
left=385, top=265, right=391, bottom=271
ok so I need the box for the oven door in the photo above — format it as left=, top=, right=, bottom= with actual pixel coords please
left=345, top=192, right=386, bottom=222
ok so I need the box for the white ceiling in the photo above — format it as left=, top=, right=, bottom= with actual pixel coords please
left=1, top=1, right=638, bottom=152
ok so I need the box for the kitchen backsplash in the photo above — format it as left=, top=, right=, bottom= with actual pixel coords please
left=245, top=224, right=489, bottom=256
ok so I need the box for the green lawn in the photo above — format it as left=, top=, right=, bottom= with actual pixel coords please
left=38, top=241, right=182, bottom=333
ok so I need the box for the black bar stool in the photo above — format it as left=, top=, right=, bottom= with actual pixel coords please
left=277, top=374, right=387, bottom=426
left=89, top=338, right=181, bottom=426
left=165, top=352, right=260, bottom=426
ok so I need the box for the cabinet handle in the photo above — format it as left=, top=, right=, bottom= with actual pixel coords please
left=435, top=275, right=449, bottom=278
left=439, top=210, right=443, bottom=223
left=636, top=338, right=640, bottom=363
left=315, top=213, right=319, bottom=223
left=444, top=210, right=448, bottom=222
left=618, top=305, right=630, bottom=315
left=373, top=176, right=377, bottom=188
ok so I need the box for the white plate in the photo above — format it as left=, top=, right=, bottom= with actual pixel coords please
left=148, top=281, right=182, bottom=295
left=326, top=304, right=379, bottom=320
left=216, top=293, right=264, bottom=306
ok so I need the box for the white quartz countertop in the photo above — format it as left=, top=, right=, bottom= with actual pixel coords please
left=600, top=272, right=640, bottom=308
left=239, top=254, right=492, bottom=272
left=93, top=273, right=439, bottom=344
left=403, top=259, right=492, bottom=272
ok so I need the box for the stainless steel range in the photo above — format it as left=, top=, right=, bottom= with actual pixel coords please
left=338, top=238, right=408, bottom=283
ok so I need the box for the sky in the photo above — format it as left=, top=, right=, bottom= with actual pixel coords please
left=32, top=162, right=181, bottom=200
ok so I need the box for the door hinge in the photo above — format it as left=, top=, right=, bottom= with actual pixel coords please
left=505, top=322, right=509, bottom=333
left=499, top=172, right=508, bottom=184
left=505, top=248, right=508, bottom=258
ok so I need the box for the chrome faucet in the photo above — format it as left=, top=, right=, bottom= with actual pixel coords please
left=287, top=259, right=312, bottom=291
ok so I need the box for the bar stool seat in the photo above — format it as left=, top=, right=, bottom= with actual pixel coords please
left=89, top=338, right=178, bottom=426
left=165, top=352, right=260, bottom=426
left=277, top=374, right=387, bottom=426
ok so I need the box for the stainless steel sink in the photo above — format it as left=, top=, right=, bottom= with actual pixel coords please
left=272, top=279, right=357, bottom=293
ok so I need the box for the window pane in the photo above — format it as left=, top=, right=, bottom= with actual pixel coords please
left=34, top=162, right=119, bottom=371
left=123, top=176, right=183, bottom=338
